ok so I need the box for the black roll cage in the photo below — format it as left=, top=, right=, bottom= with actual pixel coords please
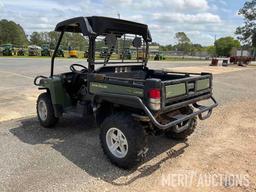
left=50, top=16, right=152, bottom=77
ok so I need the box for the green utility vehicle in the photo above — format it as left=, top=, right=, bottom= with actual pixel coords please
left=1, top=44, right=14, bottom=56
left=17, top=47, right=25, bottom=56
left=34, top=16, right=218, bottom=169
left=120, top=48, right=132, bottom=60
left=56, top=46, right=64, bottom=57
left=154, top=52, right=165, bottom=60
left=41, top=44, right=51, bottom=56
left=99, top=48, right=108, bottom=58
left=28, top=45, right=41, bottom=56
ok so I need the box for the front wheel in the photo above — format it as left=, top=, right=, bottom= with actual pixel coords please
left=100, top=113, right=147, bottom=169
left=36, top=92, right=59, bottom=128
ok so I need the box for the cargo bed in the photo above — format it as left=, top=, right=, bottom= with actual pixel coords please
left=89, top=67, right=215, bottom=115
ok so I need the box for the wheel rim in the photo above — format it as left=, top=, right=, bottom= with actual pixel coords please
left=106, top=127, right=128, bottom=158
left=38, top=100, right=48, bottom=121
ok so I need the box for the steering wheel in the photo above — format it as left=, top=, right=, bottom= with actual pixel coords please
left=70, top=64, right=88, bottom=74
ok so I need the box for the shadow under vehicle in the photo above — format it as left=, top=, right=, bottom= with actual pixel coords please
left=34, top=16, right=218, bottom=169
left=10, top=116, right=189, bottom=185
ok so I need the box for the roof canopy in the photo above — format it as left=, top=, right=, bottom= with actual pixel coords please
left=55, top=16, right=152, bottom=42
left=28, top=45, right=42, bottom=49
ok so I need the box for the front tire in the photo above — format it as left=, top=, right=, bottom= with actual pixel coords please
left=100, top=113, right=147, bottom=169
left=36, top=92, right=58, bottom=128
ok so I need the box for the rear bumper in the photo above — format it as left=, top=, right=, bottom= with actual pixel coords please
left=139, top=96, right=218, bottom=132
left=93, top=92, right=218, bottom=132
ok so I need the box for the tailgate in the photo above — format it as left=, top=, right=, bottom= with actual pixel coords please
left=162, top=72, right=212, bottom=111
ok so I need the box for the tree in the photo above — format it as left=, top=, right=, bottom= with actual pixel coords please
left=30, top=31, right=55, bottom=47
left=206, top=46, right=216, bottom=57
left=190, top=44, right=203, bottom=55
left=159, top=44, right=173, bottom=51
left=48, top=31, right=59, bottom=49
left=0, top=19, right=28, bottom=46
left=236, top=0, right=256, bottom=46
left=175, top=32, right=191, bottom=44
left=29, top=31, right=89, bottom=51
left=30, top=32, right=42, bottom=45
left=175, top=32, right=192, bottom=54
left=236, top=0, right=256, bottom=57
left=215, top=37, right=240, bottom=56
left=62, top=33, right=88, bottom=51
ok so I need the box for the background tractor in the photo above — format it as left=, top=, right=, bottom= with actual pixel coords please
left=17, top=47, right=25, bottom=56
left=1, top=44, right=14, bottom=56
left=68, top=46, right=78, bottom=58
left=28, top=45, right=41, bottom=56
left=41, top=44, right=51, bottom=56
left=119, top=48, right=132, bottom=59
left=99, top=48, right=108, bottom=58
left=154, top=52, right=165, bottom=60
left=55, top=46, right=64, bottom=57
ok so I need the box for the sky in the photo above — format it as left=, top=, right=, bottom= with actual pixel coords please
left=0, top=0, right=246, bottom=45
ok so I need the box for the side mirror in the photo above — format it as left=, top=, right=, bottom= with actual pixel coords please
left=105, top=34, right=117, bottom=48
left=132, top=37, right=142, bottom=48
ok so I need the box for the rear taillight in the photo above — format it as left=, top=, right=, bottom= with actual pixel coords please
left=148, top=89, right=161, bottom=111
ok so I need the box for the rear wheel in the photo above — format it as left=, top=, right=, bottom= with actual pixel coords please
left=100, top=113, right=147, bottom=169
left=165, top=107, right=197, bottom=140
left=36, top=92, right=58, bottom=128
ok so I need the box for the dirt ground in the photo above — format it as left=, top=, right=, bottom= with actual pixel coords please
left=0, top=58, right=256, bottom=191
left=166, top=65, right=251, bottom=75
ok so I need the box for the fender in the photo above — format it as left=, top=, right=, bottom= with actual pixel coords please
left=35, top=76, right=72, bottom=117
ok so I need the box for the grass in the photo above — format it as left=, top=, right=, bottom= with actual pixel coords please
left=0, top=56, right=50, bottom=59
left=154, top=57, right=204, bottom=61
left=0, top=55, right=206, bottom=61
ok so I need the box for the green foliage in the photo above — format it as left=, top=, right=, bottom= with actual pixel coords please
left=175, top=32, right=192, bottom=54
left=61, top=32, right=89, bottom=51
left=190, top=44, right=204, bottom=54
left=206, top=46, right=216, bottom=56
left=29, top=31, right=89, bottom=51
left=0, top=19, right=28, bottom=46
left=215, top=36, right=240, bottom=56
left=236, top=0, right=256, bottom=46
left=30, top=32, right=42, bottom=45
left=160, top=44, right=173, bottom=51
left=159, top=43, right=205, bottom=54
left=48, top=31, right=59, bottom=49
left=1, top=19, right=239, bottom=57
left=175, top=32, right=191, bottom=44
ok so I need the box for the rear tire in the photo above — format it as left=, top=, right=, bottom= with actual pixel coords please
left=36, top=92, right=58, bottom=128
left=165, top=107, right=197, bottom=140
left=100, top=113, right=147, bottom=169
